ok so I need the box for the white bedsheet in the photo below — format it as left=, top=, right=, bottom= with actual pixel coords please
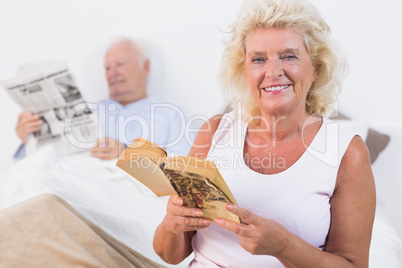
left=0, top=145, right=401, bottom=268
left=0, top=145, right=192, bottom=268
left=370, top=203, right=402, bottom=268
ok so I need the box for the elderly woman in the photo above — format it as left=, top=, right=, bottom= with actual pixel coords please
left=153, top=0, right=375, bottom=267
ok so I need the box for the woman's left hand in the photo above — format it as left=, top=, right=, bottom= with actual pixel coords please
left=215, top=204, right=288, bottom=257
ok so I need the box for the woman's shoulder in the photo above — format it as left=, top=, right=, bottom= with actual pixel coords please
left=208, top=114, right=226, bottom=129
left=188, top=114, right=226, bottom=158
left=196, top=111, right=236, bottom=135
left=335, top=134, right=372, bottom=193
left=342, top=135, right=371, bottom=169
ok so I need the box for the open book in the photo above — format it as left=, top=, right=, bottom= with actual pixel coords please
left=116, top=137, right=239, bottom=223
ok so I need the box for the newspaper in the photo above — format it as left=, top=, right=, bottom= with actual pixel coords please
left=1, top=61, right=98, bottom=155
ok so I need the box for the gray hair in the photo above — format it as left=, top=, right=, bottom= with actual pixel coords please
left=107, top=35, right=151, bottom=66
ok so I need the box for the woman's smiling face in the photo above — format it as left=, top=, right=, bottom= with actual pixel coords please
left=245, top=27, right=319, bottom=116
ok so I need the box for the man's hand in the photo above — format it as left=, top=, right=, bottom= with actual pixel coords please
left=91, top=137, right=125, bottom=160
left=15, top=112, right=43, bottom=144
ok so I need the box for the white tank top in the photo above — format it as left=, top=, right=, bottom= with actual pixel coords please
left=189, top=112, right=358, bottom=268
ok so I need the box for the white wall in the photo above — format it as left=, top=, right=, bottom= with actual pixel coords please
left=1, top=0, right=401, bottom=233
left=0, top=0, right=246, bottom=163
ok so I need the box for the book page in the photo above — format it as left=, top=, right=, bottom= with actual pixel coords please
left=128, top=137, right=167, bottom=163
left=163, top=156, right=237, bottom=205
left=116, top=148, right=175, bottom=197
left=116, top=138, right=239, bottom=222
left=164, top=169, right=239, bottom=223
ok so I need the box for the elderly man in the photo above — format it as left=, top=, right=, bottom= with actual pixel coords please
left=14, top=37, right=190, bottom=160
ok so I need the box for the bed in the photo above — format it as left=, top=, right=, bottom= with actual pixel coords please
left=0, top=146, right=193, bottom=267
left=0, top=118, right=401, bottom=267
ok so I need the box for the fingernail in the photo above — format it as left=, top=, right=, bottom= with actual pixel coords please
left=215, top=218, right=223, bottom=225
left=195, top=210, right=203, bottom=217
left=203, top=219, right=210, bottom=225
left=225, top=204, right=234, bottom=211
left=177, top=198, right=183, bottom=206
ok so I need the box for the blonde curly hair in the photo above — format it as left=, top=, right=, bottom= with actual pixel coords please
left=219, top=0, right=348, bottom=119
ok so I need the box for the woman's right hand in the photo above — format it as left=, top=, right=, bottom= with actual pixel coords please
left=162, top=194, right=211, bottom=234
left=154, top=115, right=220, bottom=264
left=154, top=194, right=211, bottom=264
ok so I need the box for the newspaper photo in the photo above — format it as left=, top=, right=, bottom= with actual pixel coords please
left=1, top=61, right=98, bottom=155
